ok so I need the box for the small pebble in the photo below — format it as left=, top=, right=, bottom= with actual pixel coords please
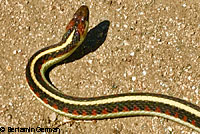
left=49, top=112, right=57, bottom=122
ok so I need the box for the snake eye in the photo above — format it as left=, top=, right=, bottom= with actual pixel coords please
left=74, top=14, right=78, bottom=19
left=81, top=16, right=85, bottom=22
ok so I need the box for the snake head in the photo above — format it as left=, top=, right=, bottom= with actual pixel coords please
left=65, top=5, right=89, bottom=44
left=73, top=5, right=89, bottom=36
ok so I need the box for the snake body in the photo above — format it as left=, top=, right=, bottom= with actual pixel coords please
left=26, top=6, right=200, bottom=132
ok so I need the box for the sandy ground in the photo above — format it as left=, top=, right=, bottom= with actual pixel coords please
left=0, top=0, right=200, bottom=134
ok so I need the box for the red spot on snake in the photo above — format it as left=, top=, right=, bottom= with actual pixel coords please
left=133, top=106, right=139, bottom=111
left=92, top=110, right=97, bottom=115
left=30, top=86, right=34, bottom=91
left=102, top=108, right=108, bottom=114
left=183, top=116, right=187, bottom=121
left=35, top=92, right=40, bottom=97
left=52, top=104, right=58, bottom=109
left=73, top=110, right=78, bottom=115
left=174, top=112, right=179, bottom=118
left=42, top=98, right=48, bottom=104
left=145, top=106, right=151, bottom=111
left=123, top=106, right=129, bottom=112
left=155, top=107, right=161, bottom=112
left=165, top=109, right=170, bottom=115
left=63, top=107, right=68, bottom=113
left=191, top=120, right=196, bottom=126
left=112, top=107, right=118, bottom=113
left=82, top=110, right=87, bottom=116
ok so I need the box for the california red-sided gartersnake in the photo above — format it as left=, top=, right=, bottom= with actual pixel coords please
left=26, top=5, right=200, bottom=132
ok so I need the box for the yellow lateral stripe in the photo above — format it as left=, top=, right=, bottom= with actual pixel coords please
left=29, top=24, right=200, bottom=120
left=29, top=89, right=200, bottom=133
left=30, top=29, right=75, bottom=91
left=26, top=6, right=200, bottom=132
left=30, top=30, right=200, bottom=117
left=30, top=69, right=200, bottom=118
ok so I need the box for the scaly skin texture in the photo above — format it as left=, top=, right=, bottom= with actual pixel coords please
left=26, top=6, right=200, bottom=132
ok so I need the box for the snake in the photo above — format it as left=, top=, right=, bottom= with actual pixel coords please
left=26, top=5, right=200, bottom=132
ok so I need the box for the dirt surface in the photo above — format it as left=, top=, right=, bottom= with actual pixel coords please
left=0, top=0, right=200, bottom=134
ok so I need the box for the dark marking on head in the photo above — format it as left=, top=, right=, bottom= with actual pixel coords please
left=64, top=5, right=89, bottom=42
left=73, top=5, right=89, bottom=24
